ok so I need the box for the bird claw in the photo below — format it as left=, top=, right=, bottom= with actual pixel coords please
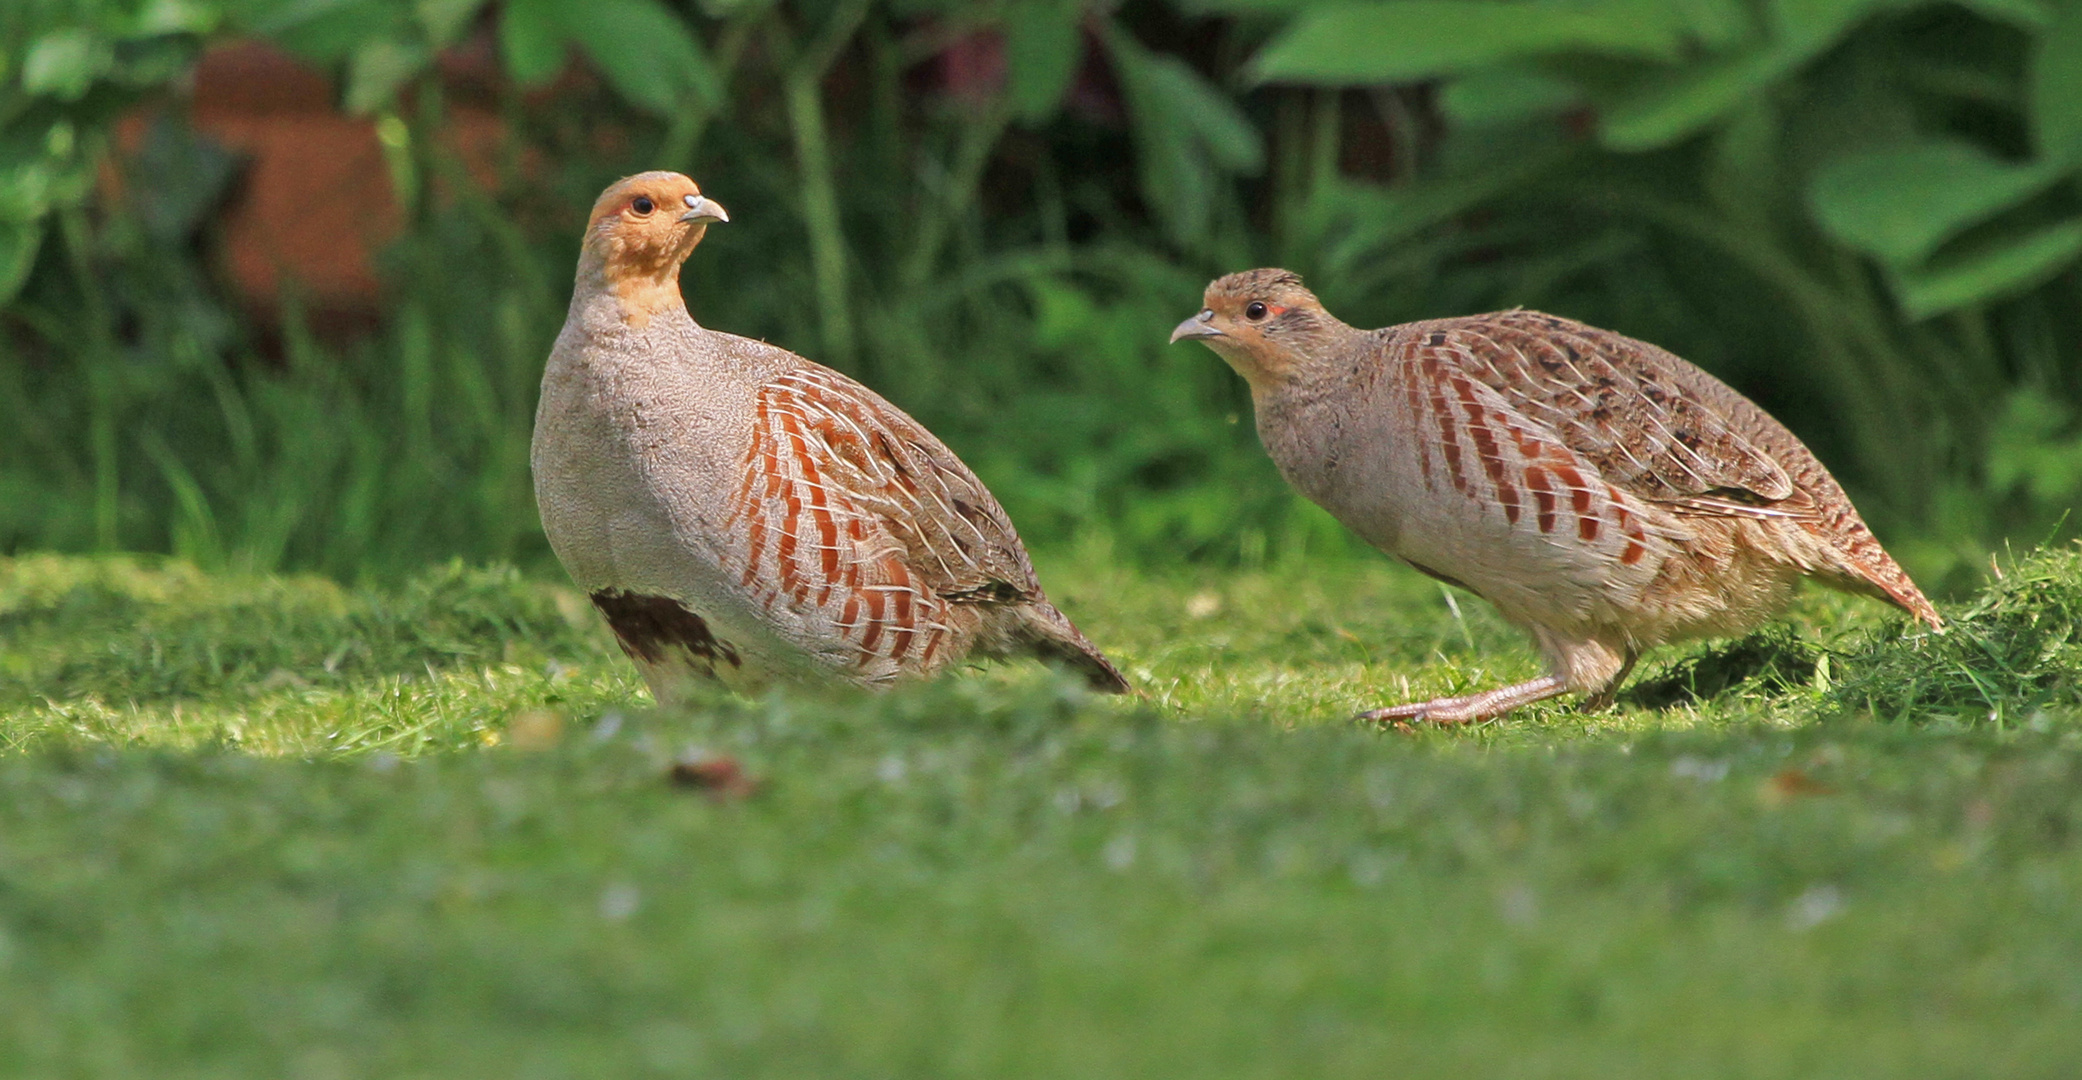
left=1355, top=675, right=1570, bottom=728
left=1355, top=699, right=1483, bottom=729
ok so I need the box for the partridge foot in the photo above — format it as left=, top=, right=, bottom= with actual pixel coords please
left=1358, top=675, right=1568, bottom=726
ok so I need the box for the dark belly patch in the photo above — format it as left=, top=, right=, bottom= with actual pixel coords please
left=590, top=590, right=742, bottom=672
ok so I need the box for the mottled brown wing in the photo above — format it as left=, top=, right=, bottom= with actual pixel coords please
left=729, top=365, right=1043, bottom=606
left=1424, top=311, right=1808, bottom=518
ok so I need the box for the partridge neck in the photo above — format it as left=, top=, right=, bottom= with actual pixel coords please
left=574, top=246, right=691, bottom=333
left=1249, top=321, right=1371, bottom=401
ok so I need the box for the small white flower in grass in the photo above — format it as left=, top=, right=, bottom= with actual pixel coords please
left=599, top=882, right=641, bottom=922
left=1496, top=883, right=1538, bottom=926
left=1669, top=756, right=1729, bottom=782
left=877, top=753, right=907, bottom=784
left=1102, top=833, right=1136, bottom=871
left=1785, top=884, right=1843, bottom=931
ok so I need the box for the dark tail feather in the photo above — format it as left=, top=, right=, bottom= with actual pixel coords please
left=1022, top=603, right=1133, bottom=694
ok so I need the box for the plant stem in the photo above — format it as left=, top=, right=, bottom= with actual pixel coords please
left=901, top=104, right=1010, bottom=288
left=657, top=18, right=757, bottom=173
left=59, top=208, right=120, bottom=551
left=783, top=0, right=873, bottom=366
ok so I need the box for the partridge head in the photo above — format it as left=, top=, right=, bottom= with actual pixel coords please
left=579, top=171, right=728, bottom=328
left=1174, top=268, right=1939, bottom=725
left=1170, top=269, right=1339, bottom=390
left=532, top=172, right=1129, bottom=704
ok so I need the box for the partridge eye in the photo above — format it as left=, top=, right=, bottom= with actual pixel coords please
left=631, top=196, right=655, bottom=215
left=1245, top=301, right=1269, bottom=321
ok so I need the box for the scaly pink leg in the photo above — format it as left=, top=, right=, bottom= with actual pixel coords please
left=1358, top=675, right=1569, bottom=726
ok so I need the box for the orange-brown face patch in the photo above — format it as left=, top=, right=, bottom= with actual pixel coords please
left=584, top=170, right=712, bottom=329
left=1185, top=268, right=1335, bottom=390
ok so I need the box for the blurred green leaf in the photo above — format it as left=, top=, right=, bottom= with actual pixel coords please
left=497, top=0, right=566, bottom=86
left=107, top=33, right=207, bottom=86
left=345, top=38, right=431, bottom=115
left=134, top=0, right=224, bottom=36
left=0, top=158, right=54, bottom=222
left=1598, top=0, right=1902, bottom=149
left=1109, top=28, right=1263, bottom=242
left=1952, top=0, right=2054, bottom=29
left=563, top=0, right=720, bottom=114
left=1251, top=1, right=1680, bottom=86
left=268, top=0, right=407, bottom=63
left=0, top=220, right=42, bottom=305
left=1987, top=389, right=2082, bottom=502
left=415, top=0, right=484, bottom=46
left=1144, top=55, right=1262, bottom=174
left=1441, top=66, right=1581, bottom=128
left=1808, top=140, right=2066, bottom=264
left=1005, top=1, right=1082, bottom=122
left=1889, top=219, right=2082, bottom=317
left=1766, top=0, right=1895, bottom=48
left=694, top=0, right=780, bottom=16
left=1624, top=0, right=1757, bottom=49
left=1599, top=47, right=1797, bottom=150
left=1174, top=0, right=1309, bottom=12
left=2033, top=1, right=2082, bottom=163
left=22, top=30, right=112, bottom=101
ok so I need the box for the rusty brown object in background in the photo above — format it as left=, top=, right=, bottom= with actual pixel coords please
left=190, top=42, right=399, bottom=315
left=111, top=39, right=512, bottom=336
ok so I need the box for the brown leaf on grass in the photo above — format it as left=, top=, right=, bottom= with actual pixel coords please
left=669, top=753, right=761, bottom=801
left=1760, top=767, right=1837, bottom=806
left=506, top=709, right=565, bottom=751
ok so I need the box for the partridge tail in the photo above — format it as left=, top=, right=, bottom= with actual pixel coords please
left=1869, top=567, right=1943, bottom=631
left=1019, top=603, right=1133, bottom=694
left=1809, top=519, right=1943, bottom=629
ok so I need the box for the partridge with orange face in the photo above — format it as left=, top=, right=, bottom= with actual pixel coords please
left=1173, top=269, right=1939, bottom=724
left=533, top=172, right=1128, bottom=702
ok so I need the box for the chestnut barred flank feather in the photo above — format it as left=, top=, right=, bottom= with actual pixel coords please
left=1177, top=268, right=1938, bottom=725
left=532, top=172, right=1128, bottom=704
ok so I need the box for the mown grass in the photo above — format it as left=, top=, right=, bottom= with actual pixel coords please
left=4, top=548, right=2082, bottom=1076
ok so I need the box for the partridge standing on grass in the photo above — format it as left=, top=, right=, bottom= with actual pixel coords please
left=532, top=172, right=1129, bottom=703
left=1172, top=269, right=1941, bottom=724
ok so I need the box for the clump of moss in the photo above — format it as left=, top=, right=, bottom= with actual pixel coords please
left=1825, top=542, right=2082, bottom=723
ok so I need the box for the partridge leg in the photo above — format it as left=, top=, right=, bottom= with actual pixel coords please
left=1358, top=675, right=1568, bottom=726
left=1576, top=653, right=1638, bottom=713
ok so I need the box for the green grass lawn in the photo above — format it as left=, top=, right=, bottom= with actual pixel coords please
left=4, top=548, right=2082, bottom=1077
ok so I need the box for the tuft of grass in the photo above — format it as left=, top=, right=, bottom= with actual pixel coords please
left=1621, top=624, right=1829, bottom=711
left=0, top=555, right=609, bottom=707
left=1828, top=542, right=2082, bottom=725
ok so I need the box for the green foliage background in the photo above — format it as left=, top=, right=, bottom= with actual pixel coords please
left=4, top=0, right=2082, bottom=587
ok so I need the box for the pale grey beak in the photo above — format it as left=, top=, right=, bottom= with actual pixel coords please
left=679, top=194, right=729, bottom=224
left=1170, top=310, right=1223, bottom=344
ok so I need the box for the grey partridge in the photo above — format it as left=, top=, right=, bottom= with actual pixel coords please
left=532, top=172, right=1128, bottom=703
left=1172, top=269, right=1940, bottom=724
